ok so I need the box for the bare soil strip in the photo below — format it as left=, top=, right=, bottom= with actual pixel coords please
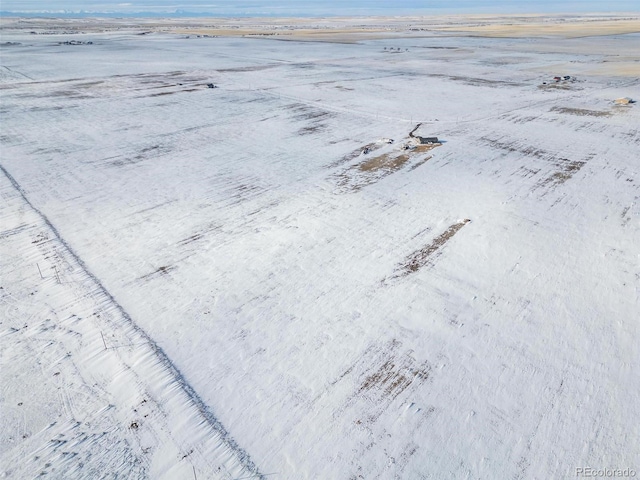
left=333, top=123, right=441, bottom=191
left=393, top=219, right=471, bottom=278
left=325, top=142, right=382, bottom=169
left=539, top=158, right=587, bottom=188
left=335, top=143, right=439, bottom=191
left=551, top=106, right=612, bottom=117
left=335, top=339, right=432, bottom=425
left=334, top=151, right=410, bottom=191
left=480, top=137, right=591, bottom=190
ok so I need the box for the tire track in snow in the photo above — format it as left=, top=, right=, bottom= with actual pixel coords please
left=0, top=164, right=265, bottom=479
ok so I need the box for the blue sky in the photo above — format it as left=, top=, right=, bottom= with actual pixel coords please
left=2, top=1, right=639, bottom=15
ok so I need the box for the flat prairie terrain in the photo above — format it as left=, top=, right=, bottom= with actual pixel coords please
left=1, top=14, right=639, bottom=480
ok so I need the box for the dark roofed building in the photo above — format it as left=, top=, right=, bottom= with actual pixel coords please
left=414, top=136, right=439, bottom=145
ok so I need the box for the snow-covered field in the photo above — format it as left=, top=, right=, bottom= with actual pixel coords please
left=1, top=21, right=639, bottom=479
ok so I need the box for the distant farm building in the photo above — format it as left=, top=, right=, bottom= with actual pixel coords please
left=614, top=97, right=634, bottom=105
left=407, top=122, right=440, bottom=146
left=412, top=136, right=439, bottom=145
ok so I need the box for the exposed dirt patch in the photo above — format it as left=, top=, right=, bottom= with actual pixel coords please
left=288, top=103, right=333, bottom=122
left=407, top=155, right=434, bottom=171
left=499, top=113, right=541, bottom=124
left=205, top=174, right=267, bottom=208
left=413, top=144, right=441, bottom=154
left=177, top=223, right=221, bottom=247
left=108, top=144, right=173, bottom=167
left=481, top=137, right=548, bottom=158
left=16, top=89, right=93, bottom=100
left=551, top=106, right=611, bottom=117
left=335, top=339, right=432, bottom=425
left=298, top=124, right=327, bottom=135
left=332, top=125, right=441, bottom=191
left=147, top=91, right=175, bottom=97
left=482, top=136, right=593, bottom=190
left=146, top=87, right=201, bottom=97
left=228, top=183, right=265, bottom=205
left=358, top=152, right=411, bottom=172
left=359, top=357, right=430, bottom=400
left=216, top=64, right=280, bottom=73
left=75, top=81, right=105, bottom=88
left=427, top=73, right=524, bottom=88
left=325, top=142, right=381, bottom=169
left=289, top=104, right=335, bottom=136
left=393, top=219, right=471, bottom=278
left=539, top=158, right=587, bottom=188
left=178, top=233, right=203, bottom=245
left=618, top=128, right=640, bottom=145
left=538, top=83, right=580, bottom=91
left=140, top=265, right=176, bottom=281
left=335, top=151, right=412, bottom=191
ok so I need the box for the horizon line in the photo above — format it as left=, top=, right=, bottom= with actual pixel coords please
left=2, top=10, right=640, bottom=18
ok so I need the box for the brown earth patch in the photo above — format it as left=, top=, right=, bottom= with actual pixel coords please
left=551, top=106, right=611, bottom=117
left=393, top=219, right=471, bottom=278
left=333, top=339, right=432, bottom=425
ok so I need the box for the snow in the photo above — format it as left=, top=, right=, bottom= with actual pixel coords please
left=1, top=25, right=639, bottom=479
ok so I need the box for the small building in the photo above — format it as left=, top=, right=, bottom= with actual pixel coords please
left=614, top=97, right=634, bottom=105
left=413, top=136, right=439, bottom=145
